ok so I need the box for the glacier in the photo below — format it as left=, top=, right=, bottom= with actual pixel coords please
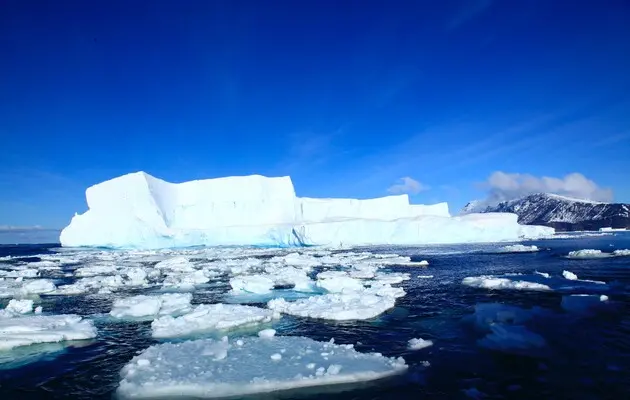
left=60, top=172, right=553, bottom=249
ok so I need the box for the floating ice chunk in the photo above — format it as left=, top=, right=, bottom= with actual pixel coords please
left=258, top=328, right=276, bottom=339
left=1, top=269, right=39, bottom=278
left=561, top=294, right=609, bottom=314
left=463, top=272, right=607, bottom=293
left=155, top=257, right=195, bottom=272
left=268, top=291, right=396, bottom=321
left=21, top=279, right=56, bottom=295
left=462, top=276, right=551, bottom=291
left=75, top=264, right=118, bottom=277
left=417, top=260, right=430, bottom=266
left=0, top=314, right=97, bottom=350
left=613, top=249, right=630, bottom=257
left=25, top=260, right=60, bottom=269
left=364, top=282, right=406, bottom=298
left=566, top=249, right=613, bottom=259
left=348, top=264, right=379, bottom=279
left=562, top=270, right=578, bottom=280
left=497, top=244, right=539, bottom=253
left=373, top=272, right=410, bottom=285
left=263, top=266, right=315, bottom=292
left=277, top=252, right=321, bottom=268
left=316, top=276, right=365, bottom=293
left=561, top=270, right=605, bottom=284
left=0, top=299, right=34, bottom=317
left=163, top=270, right=210, bottom=289
left=230, top=275, right=274, bottom=294
left=417, top=275, right=434, bottom=279
left=407, top=338, right=433, bottom=350
left=151, top=303, right=280, bottom=338
left=110, top=293, right=193, bottom=319
left=534, top=271, right=550, bottom=278
left=119, top=267, right=149, bottom=286
left=117, top=336, right=407, bottom=399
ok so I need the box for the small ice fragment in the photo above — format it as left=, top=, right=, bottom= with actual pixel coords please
left=270, top=353, right=282, bottom=361
left=562, top=270, right=578, bottom=281
left=407, top=338, right=434, bottom=350
left=258, top=329, right=276, bottom=339
left=326, top=364, right=342, bottom=375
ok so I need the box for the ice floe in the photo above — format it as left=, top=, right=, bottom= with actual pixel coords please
left=151, top=303, right=280, bottom=338
left=0, top=299, right=37, bottom=317
left=109, top=293, right=193, bottom=319
left=0, top=314, right=97, bottom=350
left=117, top=336, right=407, bottom=398
left=462, top=271, right=607, bottom=293
left=0, top=278, right=57, bottom=298
left=407, top=338, right=433, bottom=350
left=316, top=275, right=365, bottom=293
left=268, top=289, right=397, bottom=321
left=566, top=249, right=614, bottom=259
left=230, top=275, right=275, bottom=294
left=497, top=244, right=539, bottom=253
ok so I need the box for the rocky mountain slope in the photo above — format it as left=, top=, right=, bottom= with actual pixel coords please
left=462, top=193, right=630, bottom=231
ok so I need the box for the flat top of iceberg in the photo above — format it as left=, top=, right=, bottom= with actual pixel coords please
left=117, top=336, right=407, bottom=399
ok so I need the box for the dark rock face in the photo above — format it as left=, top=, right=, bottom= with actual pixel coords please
left=462, top=193, right=630, bottom=232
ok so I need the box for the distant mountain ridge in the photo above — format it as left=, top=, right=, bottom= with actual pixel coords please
left=462, top=193, right=630, bottom=232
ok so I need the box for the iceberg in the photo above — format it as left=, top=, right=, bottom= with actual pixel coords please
left=60, top=172, right=554, bottom=249
left=117, top=336, right=407, bottom=398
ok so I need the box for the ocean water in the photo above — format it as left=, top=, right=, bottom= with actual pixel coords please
left=0, top=233, right=629, bottom=399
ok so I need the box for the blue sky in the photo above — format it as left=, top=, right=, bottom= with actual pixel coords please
left=1, top=0, right=629, bottom=230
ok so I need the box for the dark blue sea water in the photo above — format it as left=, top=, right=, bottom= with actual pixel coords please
left=1, top=233, right=629, bottom=399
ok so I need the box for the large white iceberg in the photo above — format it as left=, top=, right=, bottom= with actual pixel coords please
left=60, top=172, right=553, bottom=248
left=117, top=336, right=407, bottom=398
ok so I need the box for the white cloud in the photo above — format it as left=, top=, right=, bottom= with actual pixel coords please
left=387, top=177, right=429, bottom=195
left=483, top=171, right=614, bottom=203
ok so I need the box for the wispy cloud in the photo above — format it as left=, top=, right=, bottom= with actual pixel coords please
left=480, top=171, right=614, bottom=203
left=594, top=131, right=630, bottom=147
left=387, top=177, right=429, bottom=195
left=0, top=225, right=46, bottom=231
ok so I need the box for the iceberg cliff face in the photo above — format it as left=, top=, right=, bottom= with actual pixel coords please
left=60, top=172, right=553, bottom=248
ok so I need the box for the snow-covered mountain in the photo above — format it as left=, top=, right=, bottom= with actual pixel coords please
left=462, top=193, right=630, bottom=231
